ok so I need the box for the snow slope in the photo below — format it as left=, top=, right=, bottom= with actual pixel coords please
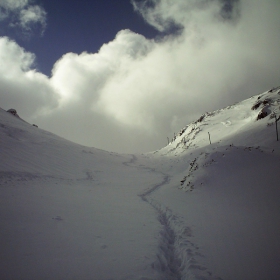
left=1, top=87, right=280, bottom=280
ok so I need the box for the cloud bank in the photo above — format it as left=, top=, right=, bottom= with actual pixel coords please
left=1, top=0, right=280, bottom=153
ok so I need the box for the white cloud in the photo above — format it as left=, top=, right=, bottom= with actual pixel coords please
left=72, top=0, right=277, bottom=132
left=0, top=0, right=29, bottom=10
left=19, top=5, right=46, bottom=34
left=0, top=35, right=34, bottom=72
left=1, top=0, right=280, bottom=153
left=132, top=0, right=196, bottom=32
left=0, top=37, right=58, bottom=117
left=49, top=29, right=154, bottom=112
left=0, top=0, right=46, bottom=35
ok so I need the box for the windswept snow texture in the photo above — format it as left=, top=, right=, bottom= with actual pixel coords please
left=1, top=87, right=280, bottom=280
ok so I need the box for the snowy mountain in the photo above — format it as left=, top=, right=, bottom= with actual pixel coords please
left=1, top=87, right=280, bottom=280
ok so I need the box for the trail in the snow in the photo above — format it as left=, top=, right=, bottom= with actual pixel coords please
left=122, top=154, right=137, bottom=166
left=140, top=175, right=182, bottom=279
left=123, top=155, right=184, bottom=280
left=123, top=155, right=181, bottom=279
left=125, top=154, right=223, bottom=280
left=139, top=175, right=170, bottom=201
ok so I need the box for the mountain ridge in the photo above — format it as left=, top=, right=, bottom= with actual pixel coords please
left=157, top=86, right=280, bottom=156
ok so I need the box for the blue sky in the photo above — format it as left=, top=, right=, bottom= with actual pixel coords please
left=1, top=0, right=280, bottom=153
left=1, top=0, right=159, bottom=76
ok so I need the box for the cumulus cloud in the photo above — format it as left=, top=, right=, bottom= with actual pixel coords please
left=0, top=0, right=46, bottom=36
left=0, top=37, right=58, bottom=117
left=1, top=0, right=280, bottom=153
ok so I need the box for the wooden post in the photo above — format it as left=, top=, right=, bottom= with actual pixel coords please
left=275, top=115, right=280, bottom=141
left=208, top=132, right=211, bottom=144
left=167, top=137, right=169, bottom=144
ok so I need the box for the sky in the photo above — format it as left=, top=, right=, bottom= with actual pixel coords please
left=1, top=0, right=280, bottom=153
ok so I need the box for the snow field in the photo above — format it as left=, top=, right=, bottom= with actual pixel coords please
left=1, top=87, right=280, bottom=279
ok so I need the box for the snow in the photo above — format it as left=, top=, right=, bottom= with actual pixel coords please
left=1, top=87, right=280, bottom=280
